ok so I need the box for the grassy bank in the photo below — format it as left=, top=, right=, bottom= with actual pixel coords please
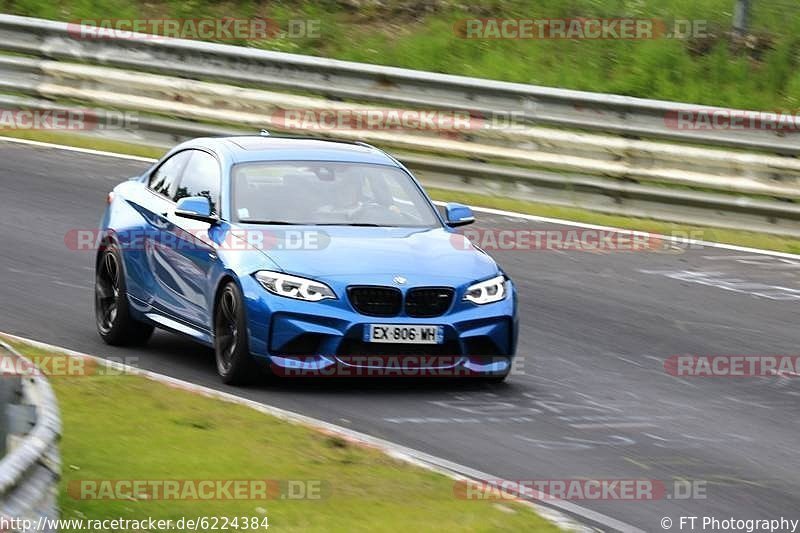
left=1, top=0, right=799, bottom=111
left=3, top=336, right=558, bottom=532
left=426, top=187, right=800, bottom=255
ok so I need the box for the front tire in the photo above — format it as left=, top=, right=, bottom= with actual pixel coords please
left=95, top=244, right=154, bottom=346
left=214, top=281, right=256, bottom=385
left=483, top=373, right=509, bottom=384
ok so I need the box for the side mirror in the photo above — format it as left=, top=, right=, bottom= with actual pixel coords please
left=175, top=196, right=217, bottom=224
left=444, top=203, right=475, bottom=227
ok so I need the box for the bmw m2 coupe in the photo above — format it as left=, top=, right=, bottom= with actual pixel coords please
left=95, top=135, right=517, bottom=384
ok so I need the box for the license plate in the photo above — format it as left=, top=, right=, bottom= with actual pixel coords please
left=364, top=324, right=444, bottom=344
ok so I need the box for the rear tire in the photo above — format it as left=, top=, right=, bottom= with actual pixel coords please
left=95, top=244, right=154, bottom=346
left=214, top=281, right=257, bottom=385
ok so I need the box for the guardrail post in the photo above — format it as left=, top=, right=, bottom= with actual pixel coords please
left=733, top=0, right=751, bottom=37
left=0, top=366, right=16, bottom=458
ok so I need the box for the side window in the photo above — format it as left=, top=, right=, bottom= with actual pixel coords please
left=148, top=151, right=191, bottom=198
left=173, top=151, right=221, bottom=216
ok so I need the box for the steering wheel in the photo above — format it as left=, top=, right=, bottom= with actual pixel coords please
left=349, top=201, right=387, bottom=222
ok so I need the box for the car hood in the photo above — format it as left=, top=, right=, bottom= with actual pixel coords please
left=240, top=225, right=499, bottom=285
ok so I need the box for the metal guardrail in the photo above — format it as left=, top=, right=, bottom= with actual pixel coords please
left=1, top=14, right=799, bottom=155
left=0, top=14, right=799, bottom=236
left=0, top=340, right=60, bottom=533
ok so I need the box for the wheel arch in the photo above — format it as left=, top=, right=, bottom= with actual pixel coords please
left=211, top=271, right=248, bottom=333
left=94, top=231, right=120, bottom=269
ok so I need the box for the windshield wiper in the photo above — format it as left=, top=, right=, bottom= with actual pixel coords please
left=238, top=219, right=304, bottom=225
left=240, top=220, right=395, bottom=227
left=322, top=222, right=389, bottom=227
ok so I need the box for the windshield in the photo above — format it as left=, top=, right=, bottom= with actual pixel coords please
left=231, top=161, right=441, bottom=227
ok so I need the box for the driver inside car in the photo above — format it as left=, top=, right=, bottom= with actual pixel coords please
left=317, top=173, right=367, bottom=218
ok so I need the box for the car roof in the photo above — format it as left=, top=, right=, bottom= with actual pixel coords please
left=189, top=136, right=401, bottom=166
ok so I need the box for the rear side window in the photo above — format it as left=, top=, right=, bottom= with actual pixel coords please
left=174, top=151, right=222, bottom=216
left=149, top=151, right=191, bottom=198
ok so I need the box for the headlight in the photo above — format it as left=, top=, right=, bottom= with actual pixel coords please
left=255, top=270, right=336, bottom=302
left=464, top=275, right=507, bottom=305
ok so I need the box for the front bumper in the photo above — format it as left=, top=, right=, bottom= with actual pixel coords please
left=241, top=275, right=518, bottom=377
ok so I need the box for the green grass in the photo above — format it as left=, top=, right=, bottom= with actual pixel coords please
left=3, top=337, right=558, bottom=532
left=0, top=129, right=166, bottom=159
left=426, top=187, right=800, bottom=255
left=2, top=129, right=798, bottom=254
left=2, top=0, right=800, bottom=110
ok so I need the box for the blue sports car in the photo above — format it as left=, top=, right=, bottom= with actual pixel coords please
left=95, top=135, right=518, bottom=384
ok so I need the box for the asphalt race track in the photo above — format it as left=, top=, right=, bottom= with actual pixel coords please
left=1, top=140, right=799, bottom=531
